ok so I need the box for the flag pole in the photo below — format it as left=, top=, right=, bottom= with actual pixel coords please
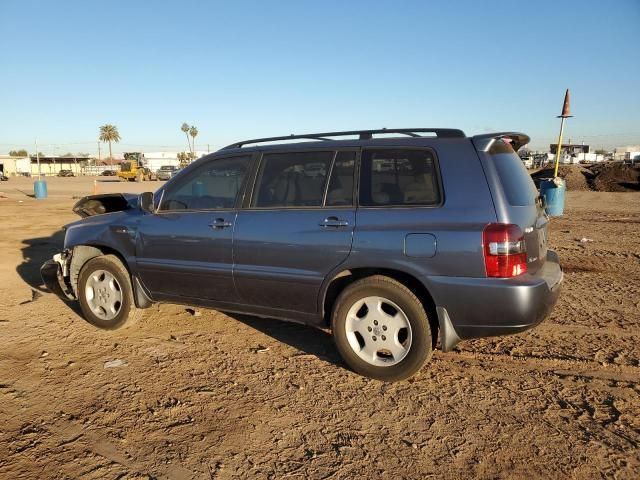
left=553, top=117, right=566, bottom=178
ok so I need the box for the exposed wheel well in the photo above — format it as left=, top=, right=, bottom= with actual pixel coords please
left=69, top=245, right=130, bottom=295
left=69, top=244, right=152, bottom=308
left=323, top=268, right=439, bottom=346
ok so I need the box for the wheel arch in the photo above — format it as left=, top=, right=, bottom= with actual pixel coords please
left=69, top=244, right=152, bottom=308
left=321, top=267, right=439, bottom=347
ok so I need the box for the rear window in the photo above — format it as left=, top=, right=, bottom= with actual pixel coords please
left=490, top=140, right=538, bottom=206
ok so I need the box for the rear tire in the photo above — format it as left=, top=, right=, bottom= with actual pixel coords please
left=331, top=275, right=433, bottom=381
left=77, top=254, right=140, bottom=330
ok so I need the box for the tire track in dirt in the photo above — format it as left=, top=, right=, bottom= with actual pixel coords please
left=441, top=350, right=640, bottom=383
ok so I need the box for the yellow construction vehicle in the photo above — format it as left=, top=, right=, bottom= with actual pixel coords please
left=117, top=152, right=155, bottom=182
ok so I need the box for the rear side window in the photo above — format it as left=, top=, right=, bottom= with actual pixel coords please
left=360, top=149, right=440, bottom=206
left=252, top=151, right=333, bottom=208
left=490, top=140, right=537, bottom=206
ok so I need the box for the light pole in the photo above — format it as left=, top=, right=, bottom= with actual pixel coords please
left=35, top=138, right=41, bottom=178
left=34, top=138, right=47, bottom=199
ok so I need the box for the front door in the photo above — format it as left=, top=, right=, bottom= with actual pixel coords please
left=234, top=150, right=357, bottom=314
left=135, top=155, right=252, bottom=302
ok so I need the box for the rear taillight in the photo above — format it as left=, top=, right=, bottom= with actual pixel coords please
left=482, top=223, right=527, bottom=278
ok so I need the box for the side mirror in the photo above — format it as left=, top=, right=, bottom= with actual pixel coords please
left=139, top=192, right=155, bottom=213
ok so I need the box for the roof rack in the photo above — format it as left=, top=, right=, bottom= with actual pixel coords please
left=222, top=128, right=466, bottom=150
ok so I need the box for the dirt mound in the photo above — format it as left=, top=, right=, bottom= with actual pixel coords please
left=531, top=163, right=640, bottom=192
left=589, top=162, right=640, bottom=192
left=531, top=165, right=591, bottom=191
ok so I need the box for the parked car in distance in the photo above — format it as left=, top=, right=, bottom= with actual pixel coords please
left=41, top=128, right=563, bottom=381
left=58, top=170, right=75, bottom=177
left=101, top=169, right=117, bottom=176
left=156, top=165, right=180, bottom=181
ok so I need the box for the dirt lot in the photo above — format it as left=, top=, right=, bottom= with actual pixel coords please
left=1, top=177, right=639, bottom=479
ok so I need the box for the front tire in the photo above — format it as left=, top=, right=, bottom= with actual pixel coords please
left=77, top=254, right=140, bottom=330
left=332, top=275, right=433, bottom=381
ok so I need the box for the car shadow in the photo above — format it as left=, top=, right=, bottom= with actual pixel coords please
left=17, top=232, right=347, bottom=369
left=17, top=230, right=66, bottom=293
left=225, top=312, right=344, bottom=369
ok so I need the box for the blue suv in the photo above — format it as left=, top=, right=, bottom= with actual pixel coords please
left=41, top=129, right=563, bottom=381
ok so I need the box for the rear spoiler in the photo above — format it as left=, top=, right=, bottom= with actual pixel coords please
left=472, top=132, right=531, bottom=152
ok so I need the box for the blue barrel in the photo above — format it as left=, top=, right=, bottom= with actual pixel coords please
left=34, top=180, right=48, bottom=199
left=539, top=178, right=565, bottom=217
left=192, top=181, right=206, bottom=197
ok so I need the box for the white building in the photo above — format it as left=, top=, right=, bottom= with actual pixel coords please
left=0, top=155, right=30, bottom=176
left=142, top=151, right=209, bottom=173
left=574, top=152, right=606, bottom=163
left=614, top=145, right=640, bottom=161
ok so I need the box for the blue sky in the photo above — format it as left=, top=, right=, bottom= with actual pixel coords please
left=1, top=0, right=639, bottom=154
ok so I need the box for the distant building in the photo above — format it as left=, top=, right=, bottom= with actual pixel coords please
left=142, top=151, right=208, bottom=173
left=29, top=155, right=91, bottom=176
left=549, top=143, right=589, bottom=155
left=613, top=145, right=640, bottom=161
left=0, top=155, right=30, bottom=176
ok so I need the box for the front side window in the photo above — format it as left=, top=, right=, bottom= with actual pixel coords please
left=252, top=151, right=333, bottom=208
left=159, top=156, right=250, bottom=211
left=360, top=149, right=441, bottom=206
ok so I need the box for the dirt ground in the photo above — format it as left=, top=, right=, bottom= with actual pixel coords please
left=1, top=176, right=639, bottom=479
left=531, top=163, right=640, bottom=192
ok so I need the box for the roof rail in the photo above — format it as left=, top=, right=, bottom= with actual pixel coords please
left=222, top=128, right=466, bottom=150
left=472, top=132, right=530, bottom=152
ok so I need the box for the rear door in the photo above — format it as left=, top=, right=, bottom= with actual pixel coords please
left=484, top=139, right=548, bottom=273
left=233, top=149, right=357, bottom=314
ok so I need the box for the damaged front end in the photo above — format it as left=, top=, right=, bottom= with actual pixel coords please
left=40, top=250, right=76, bottom=301
left=42, top=193, right=140, bottom=300
left=41, top=191, right=151, bottom=304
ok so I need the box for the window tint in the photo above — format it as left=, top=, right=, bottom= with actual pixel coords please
left=159, top=156, right=250, bottom=211
left=326, top=151, right=356, bottom=206
left=252, top=151, right=333, bottom=208
left=489, top=140, right=537, bottom=206
left=360, top=149, right=440, bottom=206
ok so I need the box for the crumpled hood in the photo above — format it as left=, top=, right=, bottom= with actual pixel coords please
left=72, top=193, right=139, bottom=218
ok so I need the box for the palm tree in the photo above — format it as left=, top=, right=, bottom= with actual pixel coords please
left=181, top=123, right=192, bottom=153
left=189, top=126, right=198, bottom=157
left=99, top=124, right=121, bottom=161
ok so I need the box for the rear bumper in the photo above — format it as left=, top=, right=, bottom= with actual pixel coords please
left=429, top=250, right=563, bottom=351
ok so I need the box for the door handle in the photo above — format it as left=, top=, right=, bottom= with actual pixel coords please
left=319, top=216, right=349, bottom=228
left=208, top=218, right=233, bottom=229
